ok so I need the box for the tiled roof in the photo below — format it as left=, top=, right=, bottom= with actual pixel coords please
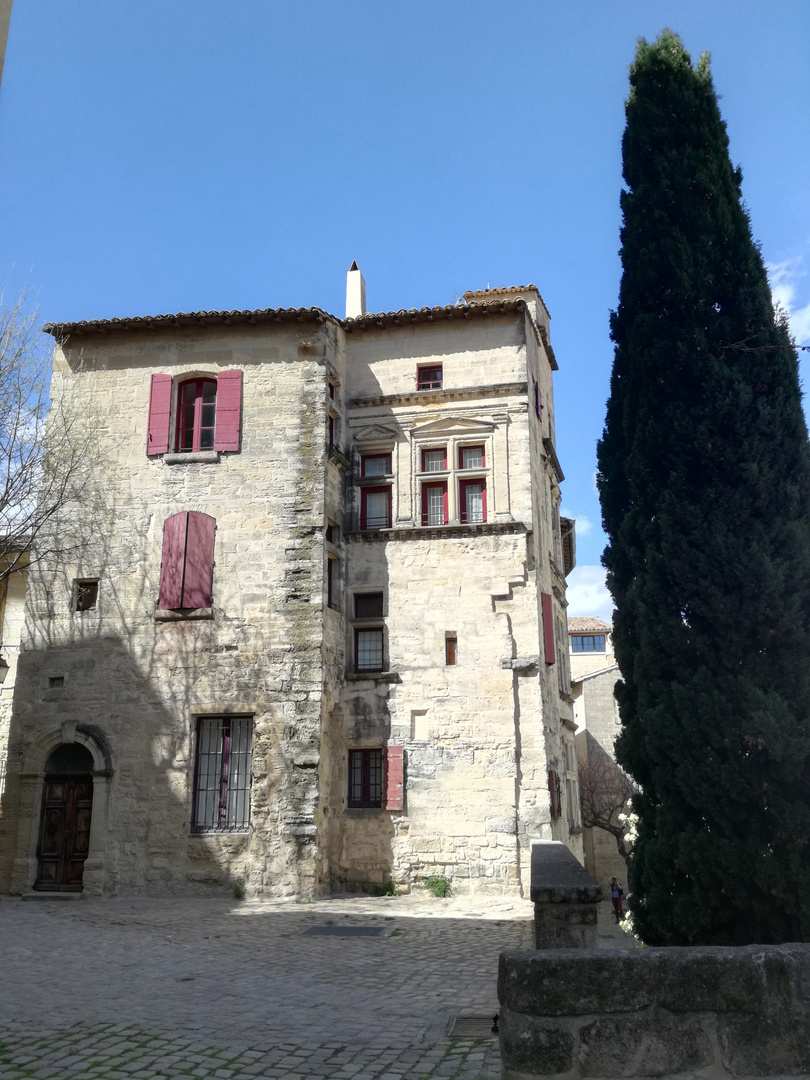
left=44, top=298, right=533, bottom=339
left=462, top=285, right=550, bottom=320
left=568, top=616, right=612, bottom=632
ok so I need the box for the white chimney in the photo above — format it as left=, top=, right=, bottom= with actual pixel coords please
left=345, top=260, right=366, bottom=319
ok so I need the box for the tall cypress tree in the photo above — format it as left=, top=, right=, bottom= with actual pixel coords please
left=597, top=30, right=810, bottom=945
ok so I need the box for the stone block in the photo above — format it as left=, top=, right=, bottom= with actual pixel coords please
left=499, top=1007, right=574, bottom=1076
left=579, top=1015, right=715, bottom=1078
left=499, top=952, right=655, bottom=1017
left=719, top=1016, right=810, bottom=1075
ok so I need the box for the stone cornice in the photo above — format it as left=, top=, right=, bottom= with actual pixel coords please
left=348, top=382, right=528, bottom=410
left=347, top=521, right=528, bottom=542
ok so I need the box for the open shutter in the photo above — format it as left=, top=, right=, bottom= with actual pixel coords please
left=213, top=369, right=242, bottom=452
left=541, top=592, right=555, bottom=664
left=147, top=374, right=172, bottom=456
left=384, top=746, right=404, bottom=811
left=158, top=512, right=188, bottom=608
left=182, top=512, right=216, bottom=608
left=548, top=769, right=560, bottom=818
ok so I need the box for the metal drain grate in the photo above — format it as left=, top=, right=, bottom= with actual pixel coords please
left=448, top=1015, right=499, bottom=1038
left=304, top=925, right=385, bottom=936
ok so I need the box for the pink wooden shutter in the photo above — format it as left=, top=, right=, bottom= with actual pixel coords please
left=214, top=369, right=242, bottom=452
left=181, top=512, right=216, bottom=608
left=541, top=592, right=555, bottom=664
left=147, top=374, right=172, bottom=456
left=159, top=512, right=188, bottom=608
left=384, top=746, right=404, bottom=811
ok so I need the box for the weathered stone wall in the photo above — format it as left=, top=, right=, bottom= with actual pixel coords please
left=499, top=946, right=810, bottom=1079
left=0, top=322, right=337, bottom=897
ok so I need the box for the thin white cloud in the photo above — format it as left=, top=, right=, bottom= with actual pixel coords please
left=767, top=255, right=810, bottom=347
left=560, top=508, right=593, bottom=536
left=566, top=564, right=613, bottom=623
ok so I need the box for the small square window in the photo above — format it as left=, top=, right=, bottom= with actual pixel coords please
left=361, top=454, right=391, bottom=477
left=422, top=448, right=447, bottom=473
left=459, top=445, right=485, bottom=469
left=355, top=592, right=384, bottom=619
left=355, top=627, right=384, bottom=672
left=417, top=365, right=442, bottom=391
left=348, top=748, right=383, bottom=808
left=48, top=676, right=64, bottom=689
left=74, top=580, right=99, bottom=612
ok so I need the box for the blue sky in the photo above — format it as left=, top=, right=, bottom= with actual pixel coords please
left=1, top=1, right=808, bottom=620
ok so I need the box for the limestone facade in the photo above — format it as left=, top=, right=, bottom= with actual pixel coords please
left=0, top=277, right=579, bottom=898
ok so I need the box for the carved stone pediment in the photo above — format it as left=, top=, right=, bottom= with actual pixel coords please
left=353, top=424, right=399, bottom=443
left=410, top=415, right=496, bottom=438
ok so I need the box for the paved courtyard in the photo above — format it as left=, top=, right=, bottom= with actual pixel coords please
left=0, top=891, right=631, bottom=1080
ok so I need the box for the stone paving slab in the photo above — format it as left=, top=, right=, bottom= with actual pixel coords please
left=0, top=894, right=633, bottom=1079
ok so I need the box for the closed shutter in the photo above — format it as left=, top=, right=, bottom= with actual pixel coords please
left=147, top=374, right=172, bottom=456
left=385, top=746, right=404, bottom=811
left=214, top=370, right=243, bottom=452
left=541, top=592, right=555, bottom=664
left=158, top=512, right=188, bottom=608
left=182, top=512, right=216, bottom=608
left=548, top=769, right=559, bottom=818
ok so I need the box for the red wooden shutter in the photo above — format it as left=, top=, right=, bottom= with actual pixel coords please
left=541, top=592, right=555, bottom=664
left=535, top=382, right=543, bottom=418
left=384, top=746, right=404, bottom=811
left=182, top=512, right=216, bottom=608
left=147, top=374, right=172, bottom=456
left=548, top=769, right=559, bottom=818
left=214, top=370, right=242, bottom=452
left=159, top=512, right=188, bottom=608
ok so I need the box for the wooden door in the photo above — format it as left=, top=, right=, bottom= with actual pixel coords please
left=35, top=776, right=93, bottom=891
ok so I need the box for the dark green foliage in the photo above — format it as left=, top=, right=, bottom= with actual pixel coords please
left=597, top=30, right=810, bottom=945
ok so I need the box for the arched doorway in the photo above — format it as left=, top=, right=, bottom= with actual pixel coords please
left=34, top=743, right=94, bottom=892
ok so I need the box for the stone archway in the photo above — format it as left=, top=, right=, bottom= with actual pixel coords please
left=12, top=724, right=114, bottom=896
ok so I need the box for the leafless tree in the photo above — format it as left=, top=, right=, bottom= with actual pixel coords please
left=0, top=292, right=98, bottom=584
left=578, top=734, right=637, bottom=868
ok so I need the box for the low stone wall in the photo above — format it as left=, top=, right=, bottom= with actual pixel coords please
left=530, top=841, right=602, bottom=949
left=498, top=945, right=810, bottom=1079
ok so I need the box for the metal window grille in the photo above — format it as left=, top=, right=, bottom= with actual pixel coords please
left=192, top=717, right=252, bottom=832
left=355, top=592, right=383, bottom=619
left=348, top=748, right=383, bottom=807
left=356, top=628, right=384, bottom=671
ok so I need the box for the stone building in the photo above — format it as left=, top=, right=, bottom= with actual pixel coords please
left=0, top=268, right=579, bottom=898
left=0, top=552, right=28, bottom=799
left=570, top=616, right=628, bottom=888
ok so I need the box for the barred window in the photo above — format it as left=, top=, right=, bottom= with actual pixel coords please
left=192, top=717, right=252, bottom=832
left=355, top=628, right=384, bottom=672
left=348, top=748, right=383, bottom=808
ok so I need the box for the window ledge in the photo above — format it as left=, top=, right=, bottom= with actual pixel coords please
left=190, top=829, right=250, bottom=838
left=347, top=671, right=401, bottom=683
left=345, top=807, right=385, bottom=815
left=155, top=607, right=214, bottom=621
left=164, top=451, right=220, bottom=465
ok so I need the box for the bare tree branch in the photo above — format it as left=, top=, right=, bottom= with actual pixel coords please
left=578, top=735, right=637, bottom=868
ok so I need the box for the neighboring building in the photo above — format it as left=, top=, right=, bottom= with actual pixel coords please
left=0, top=268, right=579, bottom=898
left=570, top=616, right=628, bottom=888
left=0, top=551, right=28, bottom=800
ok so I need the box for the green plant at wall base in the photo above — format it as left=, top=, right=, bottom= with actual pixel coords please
left=232, top=882, right=245, bottom=901
left=597, top=30, right=810, bottom=946
left=425, top=875, right=452, bottom=898
left=372, top=881, right=396, bottom=896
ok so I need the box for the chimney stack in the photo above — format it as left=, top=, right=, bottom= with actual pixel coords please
left=345, top=260, right=366, bottom=319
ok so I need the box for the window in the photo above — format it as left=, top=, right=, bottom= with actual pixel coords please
left=459, top=445, right=485, bottom=469
left=348, top=748, right=383, bottom=807
left=74, top=580, right=99, bottom=612
left=534, top=381, right=543, bottom=419
left=421, top=448, right=447, bottom=473
left=348, top=746, right=404, bottom=810
left=192, top=716, right=252, bottom=832
left=548, top=769, right=562, bottom=819
left=571, top=634, right=606, bottom=653
left=158, top=511, right=216, bottom=610
left=355, top=628, right=384, bottom=672
left=360, top=486, right=391, bottom=530
left=459, top=479, right=486, bottom=524
left=147, top=370, right=242, bottom=457
left=421, top=482, right=448, bottom=526
left=355, top=592, right=383, bottom=619
left=541, top=593, right=555, bottom=664
left=327, top=557, right=339, bottom=609
left=176, top=378, right=217, bottom=452
left=361, top=453, right=392, bottom=477
left=445, top=633, right=457, bottom=666
left=417, top=365, right=442, bottom=390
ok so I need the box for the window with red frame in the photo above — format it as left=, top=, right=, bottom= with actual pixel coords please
left=360, top=486, right=391, bottom=529
left=421, top=447, right=447, bottom=473
left=458, top=445, right=485, bottom=469
left=421, top=482, right=448, bottom=526
left=459, top=479, right=486, bottom=524
left=176, top=378, right=217, bottom=452
left=417, top=365, right=442, bottom=390
left=361, top=453, right=391, bottom=477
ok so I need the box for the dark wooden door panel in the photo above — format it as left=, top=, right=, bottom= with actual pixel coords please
left=35, top=774, right=93, bottom=892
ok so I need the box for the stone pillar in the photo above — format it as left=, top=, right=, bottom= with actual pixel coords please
left=530, top=840, right=601, bottom=949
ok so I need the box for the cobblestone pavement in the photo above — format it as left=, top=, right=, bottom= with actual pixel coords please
left=0, top=893, right=633, bottom=1079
